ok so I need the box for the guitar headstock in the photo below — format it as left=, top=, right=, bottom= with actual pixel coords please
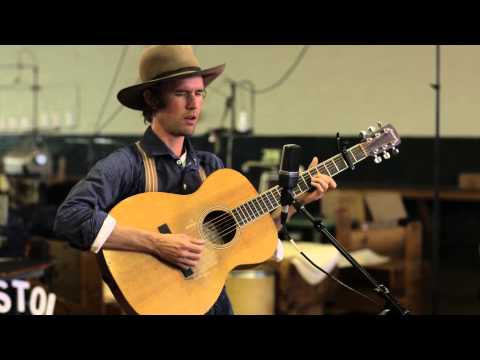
left=360, top=122, right=401, bottom=164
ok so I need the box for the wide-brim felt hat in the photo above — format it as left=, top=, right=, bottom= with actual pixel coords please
left=117, top=45, right=225, bottom=111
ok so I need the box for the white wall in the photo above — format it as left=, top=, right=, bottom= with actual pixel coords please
left=0, top=45, right=478, bottom=138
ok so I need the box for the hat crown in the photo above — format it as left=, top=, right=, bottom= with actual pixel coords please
left=139, top=45, right=200, bottom=82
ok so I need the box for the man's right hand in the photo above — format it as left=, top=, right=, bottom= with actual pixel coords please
left=103, top=224, right=205, bottom=271
left=152, top=233, right=205, bottom=270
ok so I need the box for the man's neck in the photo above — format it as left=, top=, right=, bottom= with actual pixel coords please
left=150, top=125, right=185, bottom=158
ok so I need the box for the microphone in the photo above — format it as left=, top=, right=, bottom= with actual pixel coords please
left=279, top=144, right=301, bottom=226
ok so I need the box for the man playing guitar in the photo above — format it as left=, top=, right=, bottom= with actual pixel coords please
left=54, top=45, right=337, bottom=315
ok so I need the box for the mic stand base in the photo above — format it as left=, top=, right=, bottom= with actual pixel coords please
left=284, top=192, right=409, bottom=315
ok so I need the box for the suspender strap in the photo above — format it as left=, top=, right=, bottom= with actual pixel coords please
left=135, top=141, right=207, bottom=193
left=198, top=165, right=207, bottom=182
left=135, top=141, right=158, bottom=192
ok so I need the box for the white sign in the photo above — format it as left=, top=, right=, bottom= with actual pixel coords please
left=0, top=279, right=56, bottom=315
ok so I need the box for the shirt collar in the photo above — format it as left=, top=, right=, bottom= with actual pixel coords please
left=140, top=126, right=199, bottom=165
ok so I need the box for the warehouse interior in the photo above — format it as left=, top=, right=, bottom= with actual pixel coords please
left=0, top=45, right=478, bottom=315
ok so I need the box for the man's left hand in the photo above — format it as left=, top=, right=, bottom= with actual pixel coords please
left=297, top=156, right=337, bottom=206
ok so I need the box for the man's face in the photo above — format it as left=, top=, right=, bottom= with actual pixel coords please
left=154, top=76, right=205, bottom=137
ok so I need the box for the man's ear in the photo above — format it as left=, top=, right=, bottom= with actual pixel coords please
left=143, top=89, right=157, bottom=109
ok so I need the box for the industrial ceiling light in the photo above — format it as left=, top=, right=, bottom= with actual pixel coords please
left=2, top=138, right=51, bottom=178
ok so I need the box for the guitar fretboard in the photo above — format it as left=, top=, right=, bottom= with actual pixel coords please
left=231, top=143, right=368, bottom=226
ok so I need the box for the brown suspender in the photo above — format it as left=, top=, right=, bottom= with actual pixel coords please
left=135, top=141, right=206, bottom=192
left=135, top=141, right=158, bottom=192
left=198, top=165, right=207, bottom=182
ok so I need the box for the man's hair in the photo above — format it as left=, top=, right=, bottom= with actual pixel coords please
left=141, top=83, right=169, bottom=124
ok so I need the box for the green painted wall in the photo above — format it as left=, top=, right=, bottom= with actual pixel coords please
left=0, top=45, right=477, bottom=138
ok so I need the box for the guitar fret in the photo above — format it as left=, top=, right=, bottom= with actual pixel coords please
left=347, top=151, right=356, bottom=165
left=326, top=161, right=336, bottom=176
left=300, top=175, right=309, bottom=189
left=332, top=158, right=340, bottom=172
left=265, top=190, right=276, bottom=212
left=235, top=207, right=243, bottom=224
left=259, top=194, right=270, bottom=212
left=234, top=140, right=387, bottom=229
left=301, top=173, right=312, bottom=191
left=251, top=199, right=263, bottom=216
left=245, top=202, right=256, bottom=219
left=273, top=188, right=281, bottom=202
left=271, top=189, right=280, bottom=207
left=275, top=188, right=282, bottom=205
left=335, top=156, right=348, bottom=171
left=359, top=144, right=368, bottom=158
left=232, top=208, right=243, bottom=226
left=246, top=201, right=257, bottom=217
left=250, top=199, right=261, bottom=217
left=321, top=163, right=331, bottom=176
left=304, top=171, right=312, bottom=183
left=301, top=181, right=309, bottom=192
left=350, top=149, right=357, bottom=163
left=264, top=192, right=275, bottom=211
left=255, top=197, right=265, bottom=215
left=239, top=204, right=251, bottom=222
left=339, top=156, right=348, bottom=170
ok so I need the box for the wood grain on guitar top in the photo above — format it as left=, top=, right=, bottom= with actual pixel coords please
left=98, top=168, right=278, bottom=315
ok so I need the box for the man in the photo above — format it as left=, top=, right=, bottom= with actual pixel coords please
left=54, top=45, right=337, bottom=315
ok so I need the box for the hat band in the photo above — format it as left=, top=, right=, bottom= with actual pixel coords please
left=152, top=66, right=202, bottom=81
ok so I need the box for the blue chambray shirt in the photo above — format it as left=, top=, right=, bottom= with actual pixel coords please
left=54, top=126, right=232, bottom=314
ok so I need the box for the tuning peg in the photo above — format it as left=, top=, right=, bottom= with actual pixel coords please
left=392, top=147, right=400, bottom=156
left=359, top=130, right=368, bottom=139
left=377, top=121, right=383, bottom=129
left=383, top=151, right=391, bottom=160
left=374, top=155, right=382, bottom=164
left=367, top=126, right=376, bottom=134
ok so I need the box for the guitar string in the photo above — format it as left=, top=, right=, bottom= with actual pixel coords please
left=186, top=145, right=370, bottom=267
left=198, top=147, right=368, bottom=243
left=192, top=158, right=344, bottom=240
left=195, top=157, right=339, bottom=234
left=189, top=158, right=348, bottom=243
left=191, top=169, right=316, bottom=239
left=186, top=186, right=301, bottom=244
left=187, top=143, right=379, bottom=273
left=194, top=145, right=365, bottom=235
left=186, top=145, right=366, bottom=243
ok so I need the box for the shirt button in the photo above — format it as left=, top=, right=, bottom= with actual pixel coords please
left=183, top=184, right=187, bottom=191
left=176, top=160, right=182, bottom=166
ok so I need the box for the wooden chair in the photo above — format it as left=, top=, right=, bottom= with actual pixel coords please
left=47, top=239, right=123, bottom=315
left=323, top=191, right=426, bottom=314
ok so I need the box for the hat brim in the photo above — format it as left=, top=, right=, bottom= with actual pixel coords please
left=117, top=64, right=225, bottom=111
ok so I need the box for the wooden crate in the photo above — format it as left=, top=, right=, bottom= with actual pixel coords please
left=47, top=239, right=122, bottom=315
left=459, top=173, right=480, bottom=190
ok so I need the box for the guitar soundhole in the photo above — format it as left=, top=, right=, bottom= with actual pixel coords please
left=202, top=211, right=237, bottom=246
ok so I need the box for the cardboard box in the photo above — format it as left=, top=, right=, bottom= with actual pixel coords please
left=364, top=191, right=407, bottom=224
left=321, top=190, right=366, bottom=223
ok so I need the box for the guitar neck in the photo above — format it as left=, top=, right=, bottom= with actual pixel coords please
left=231, top=143, right=368, bottom=227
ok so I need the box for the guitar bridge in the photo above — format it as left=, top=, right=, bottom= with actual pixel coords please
left=158, top=224, right=194, bottom=279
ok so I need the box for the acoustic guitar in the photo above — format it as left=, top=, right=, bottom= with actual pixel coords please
left=98, top=123, right=401, bottom=314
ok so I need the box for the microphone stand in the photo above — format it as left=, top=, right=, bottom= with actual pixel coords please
left=279, top=188, right=410, bottom=316
left=225, top=80, right=237, bottom=169
left=430, top=45, right=441, bottom=315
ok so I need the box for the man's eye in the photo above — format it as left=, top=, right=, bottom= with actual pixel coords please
left=175, top=92, right=187, bottom=97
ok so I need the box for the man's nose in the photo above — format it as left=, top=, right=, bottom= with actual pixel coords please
left=186, top=95, right=199, bottom=109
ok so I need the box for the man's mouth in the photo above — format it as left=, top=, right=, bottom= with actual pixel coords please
left=184, top=114, right=197, bottom=121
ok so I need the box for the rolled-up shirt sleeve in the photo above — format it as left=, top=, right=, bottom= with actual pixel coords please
left=54, top=150, right=134, bottom=251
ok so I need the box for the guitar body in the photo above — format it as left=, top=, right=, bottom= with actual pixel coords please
left=98, top=168, right=278, bottom=315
